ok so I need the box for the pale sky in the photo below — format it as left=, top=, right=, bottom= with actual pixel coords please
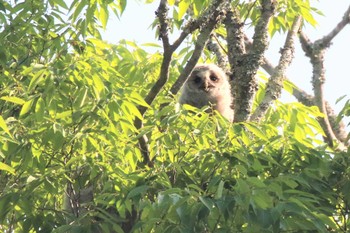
left=103, top=0, right=350, bottom=113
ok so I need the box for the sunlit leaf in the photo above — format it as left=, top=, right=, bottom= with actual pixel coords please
left=20, top=99, right=34, bottom=116
left=1, top=96, right=25, bottom=105
left=178, top=0, right=190, bottom=20
left=167, top=0, right=176, bottom=6
left=99, top=4, right=109, bottom=29
left=28, top=69, right=46, bottom=92
left=0, top=162, right=15, bottom=175
left=0, top=115, right=11, bottom=138
left=35, top=97, right=45, bottom=121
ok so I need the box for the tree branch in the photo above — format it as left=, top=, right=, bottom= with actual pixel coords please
left=299, top=31, right=340, bottom=147
left=224, top=7, right=246, bottom=71
left=230, top=0, right=276, bottom=122
left=206, top=34, right=229, bottom=71
left=169, top=0, right=226, bottom=95
left=297, top=4, right=350, bottom=148
left=315, top=4, right=350, bottom=48
left=224, top=6, right=246, bottom=112
left=251, top=16, right=302, bottom=121
left=245, top=34, right=348, bottom=146
left=262, top=46, right=348, bottom=146
left=135, top=0, right=226, bottom=166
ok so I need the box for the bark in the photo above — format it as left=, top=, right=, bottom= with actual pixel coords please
left=299, top=32, right=339, bottom=147
left=298, top=4, right=350, bottom=148
left=251, top=16, right=302, bottom=121
left=224, top=7, right=246, bottom=113
left=227, top=0, right=276, bottom=122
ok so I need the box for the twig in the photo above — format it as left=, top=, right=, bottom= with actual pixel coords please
left=315, top=4, right=350, bottom=49
left=206, top=34, right=229, bottom=71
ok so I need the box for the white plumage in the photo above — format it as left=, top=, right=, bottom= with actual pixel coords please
left=179, top=64, right=234, bottom=122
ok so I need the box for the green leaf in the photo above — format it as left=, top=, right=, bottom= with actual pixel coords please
left=35, top=97, right=45, bottom=121
left=71, top=0, right=87, bottom=22
left=74, top=88, right=88, bottom=108
left=283, top=79, right=297, bottom=94
left=53, top=0, right=68, bottom=9
left=252, top=191, right=273, bottom=210
left=0, top=115, right=11, bottom=138
left=178, top=0, right=190, bottom=20
left=167, top=0, right=176, bottom=6
left=199, top=196, right=214, bottom=210
left=0, top=162, right=15, bottom=175
left=141, top=43, right=162, bottom=48
left=20, top=99, right=34, bottom=116
left=92, top=75, right=104, bottom=99
left=28, top=69, right=46, bottom=92
left=99, top=4, right=109, bottom=29
left=130, top=92, right=150, bottom=108
left=247, top=177, right=266, bottom=188
left=127, top=185, right=149, bottom=199
left=0, top=96, right=25, bottom=105
left=282, top=178, right=299, bottom=189
left=215, top=180, right=224, bottom=199
left=122, top=101, right=143, bottom=120
left=244, top=123, right=268, bottom=141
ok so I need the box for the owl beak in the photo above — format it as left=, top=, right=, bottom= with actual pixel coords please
left=203, top=82, right=214, bottom=92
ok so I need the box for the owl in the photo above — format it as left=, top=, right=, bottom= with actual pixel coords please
left=179, top=64, right=234, bottom=122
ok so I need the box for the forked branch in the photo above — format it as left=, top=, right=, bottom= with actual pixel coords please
left=298, top=4, right=350, bottom=148
left=135, top=0, right=226, bottom=165
left=226, top=0, right=276, bottom=122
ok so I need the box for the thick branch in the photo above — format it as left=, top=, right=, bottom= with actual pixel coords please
left=299, top=31, right=339, bottom=147
left=156, top=0, right=170, bottom=49
left=224, top=7, right=246, bottom=110
left=251, top=16, right=302, bottom=121
left=224, top=8, right=246, bottom=71
left=297, top=5, right=350, bottom=147
left=231, top=0, right=276, bottom=122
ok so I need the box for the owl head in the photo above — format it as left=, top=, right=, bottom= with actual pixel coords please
left=185, top=64, right=229, bottom=97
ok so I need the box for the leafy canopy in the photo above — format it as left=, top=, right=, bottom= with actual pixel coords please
left=0, top=0, right=349, bottom=232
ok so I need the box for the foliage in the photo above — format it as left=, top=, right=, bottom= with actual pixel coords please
left=0, top=0, right=349, bottom=232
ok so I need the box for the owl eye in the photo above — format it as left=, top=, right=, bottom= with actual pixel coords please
left=210, top=75, right=218, bottom=81
left=193, top=76, right=202, bottom=84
